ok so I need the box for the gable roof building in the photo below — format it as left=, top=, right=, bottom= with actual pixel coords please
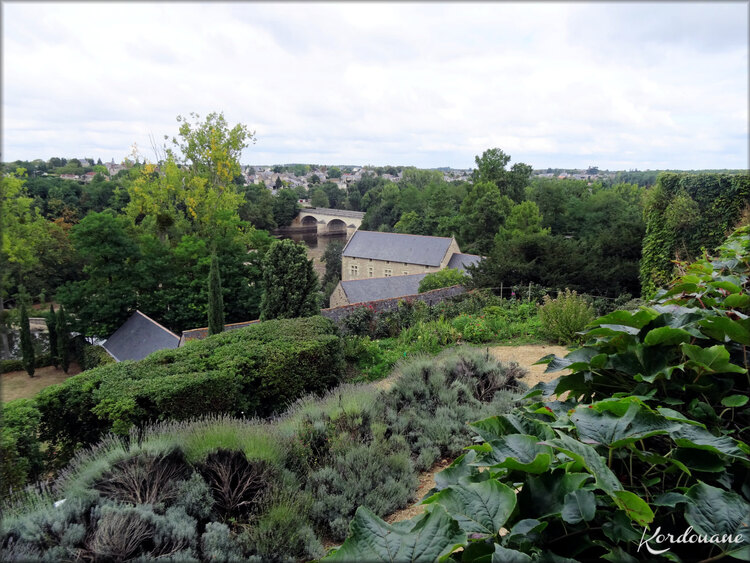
left=331, top=230, right=482, bottom=307
left=342, top=231, right=456, bottom=268
left=447, top=252, right=482, bottom=272
left=103, top=311, right=180, bottom=362
left=330, top=273, right=428, bottom=306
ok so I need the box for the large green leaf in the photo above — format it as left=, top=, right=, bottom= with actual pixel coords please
left=491, top=545, right=532, bottom=563
left=681, top=343, right=746, bottom=375
left=723, top=293, right=750, bottom=309
left=721, top=394, right=749, bottom=408
left=592, top=309, right=659, bottom=330
left=684, top=482, right=750, bottom=559
left=543, top=432, right=623, bottom=495
left=611, top=490, right=654, bottom=526
left=324, top=505, right=466, bottom=562
left=434, top=451, right=480, bottom=491
left=504, top=519, right=549, bottom=552
left=474, top=434, right=554, bottom=473
left=470, top=414, right=555, bottom=443
left=517, top=471, right=592, bottom=519
left=571, top=402, right=674, bottom=448
left=422, top=479, right=516, bottom=536
left=542, top=347, right=601, bottom=374
left=561, top=489, right=597, bottom=524
left=643, top=326, right=692, bottom=347
left=699, top=316, right=750, bottom=345
left=670, top=424, right=748, bottom=461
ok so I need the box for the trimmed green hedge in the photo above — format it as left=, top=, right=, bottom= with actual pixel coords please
left=36, top=316, right=343, bottom=465
left=0, top=399, right=43, bottom=496
left=0, top=353, right=54, bottom=374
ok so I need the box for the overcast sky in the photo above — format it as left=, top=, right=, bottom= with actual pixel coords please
left=2, top=2, right=748, bottom=170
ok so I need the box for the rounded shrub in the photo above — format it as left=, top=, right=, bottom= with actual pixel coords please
left=538, top=288, right=594, bottom=344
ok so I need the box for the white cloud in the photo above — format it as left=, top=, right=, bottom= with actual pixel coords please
left=2, top=2, right=747, bottom=169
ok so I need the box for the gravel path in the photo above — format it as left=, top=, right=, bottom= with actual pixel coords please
left=384, top=343, right=570, bottom=525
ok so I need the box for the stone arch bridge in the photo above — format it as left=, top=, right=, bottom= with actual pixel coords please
left=290, top=207, right=365, bottom=235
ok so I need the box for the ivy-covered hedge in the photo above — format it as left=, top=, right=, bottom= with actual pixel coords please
left=640, top=171, right=749, bottom=296
left=35, top=316, right=343, bottom=465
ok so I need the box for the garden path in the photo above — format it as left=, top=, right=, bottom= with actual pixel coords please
left=383, top=343, right=570, bottom=524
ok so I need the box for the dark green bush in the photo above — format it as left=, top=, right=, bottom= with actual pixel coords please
left=0, top=353, right=53, bottom=374
left=36, top=316, right=343, bottom=462
left=1, top=399, right=44, bottom=496
left=80, top=343, right=115, bottom=371
left=0, top=359, right=24, bottom=374
left=538, top=288, right=595, bottom=344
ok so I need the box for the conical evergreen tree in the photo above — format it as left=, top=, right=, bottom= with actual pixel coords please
left=19, top=301, right=35, bottom=377
left=47, top=304, right=58, bottom=368
left=56, top=306, right=70, bottom=374
left=207, top=253, right=225, bottom=336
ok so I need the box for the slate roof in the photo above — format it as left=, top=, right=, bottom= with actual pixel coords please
left=179, top=320, right=261, bottom=346
left=447, top=253, right=482, bottom=272
left=340, top=273, right=429, bottom=304
left=342, top=231, right=454, bottom=267
left=103, top=311, right=180, bottom=362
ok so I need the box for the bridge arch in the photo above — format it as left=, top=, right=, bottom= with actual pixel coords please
left=301, top=215, right=319, bottom=228
left=327, top=218, right=347, bottom=234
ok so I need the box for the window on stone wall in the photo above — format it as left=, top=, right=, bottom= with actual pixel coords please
left=351, top=264, right=358, bottom=276
left=384, top=269, right=392, bottom=277
left=368, top=266, right=374, bottom=277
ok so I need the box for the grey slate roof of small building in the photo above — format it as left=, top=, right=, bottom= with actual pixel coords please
left=342, top=231, right=453, bottom=267
left=447, top=253, right=482, bottom=272
left=340, top=273, right=428, bottom=304
left=103, top=311, right=180, bottom=362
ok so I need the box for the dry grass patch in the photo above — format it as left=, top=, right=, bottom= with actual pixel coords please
left=1, top=363, right=81, bottom=403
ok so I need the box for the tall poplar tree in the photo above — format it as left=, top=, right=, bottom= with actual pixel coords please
left=56, top=306, right=70, bottom=373
left=19, top=301, right=35, bottom=377
left=207, top=253, right=225, bottom=336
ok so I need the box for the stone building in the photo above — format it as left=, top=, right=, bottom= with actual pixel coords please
left=330, top=231, right=481, bottom=307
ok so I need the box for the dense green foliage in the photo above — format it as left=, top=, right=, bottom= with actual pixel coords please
left=56, top=306, right=70, bottom=373
left=321, top=239, right=344, bottom=305
left=640, top=172, right=749, bottom=296
left=418, top=268, right=468, bottom=293
left=1, top=349, right=523, bottom=561
left=46, top=305, right=57, bottom=368
left=18, top=302, right=34, bottom=377
left=30, top=316, right=342, bottom=467
left=538, top=288, right=595, bottom=344
left=0, top=399, right=44, bottom=495
left=329, top=226, right=750, bottom=562
left=260, top=239, right=320, bottom=320
left=207, top=253, right=224, bottom=336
